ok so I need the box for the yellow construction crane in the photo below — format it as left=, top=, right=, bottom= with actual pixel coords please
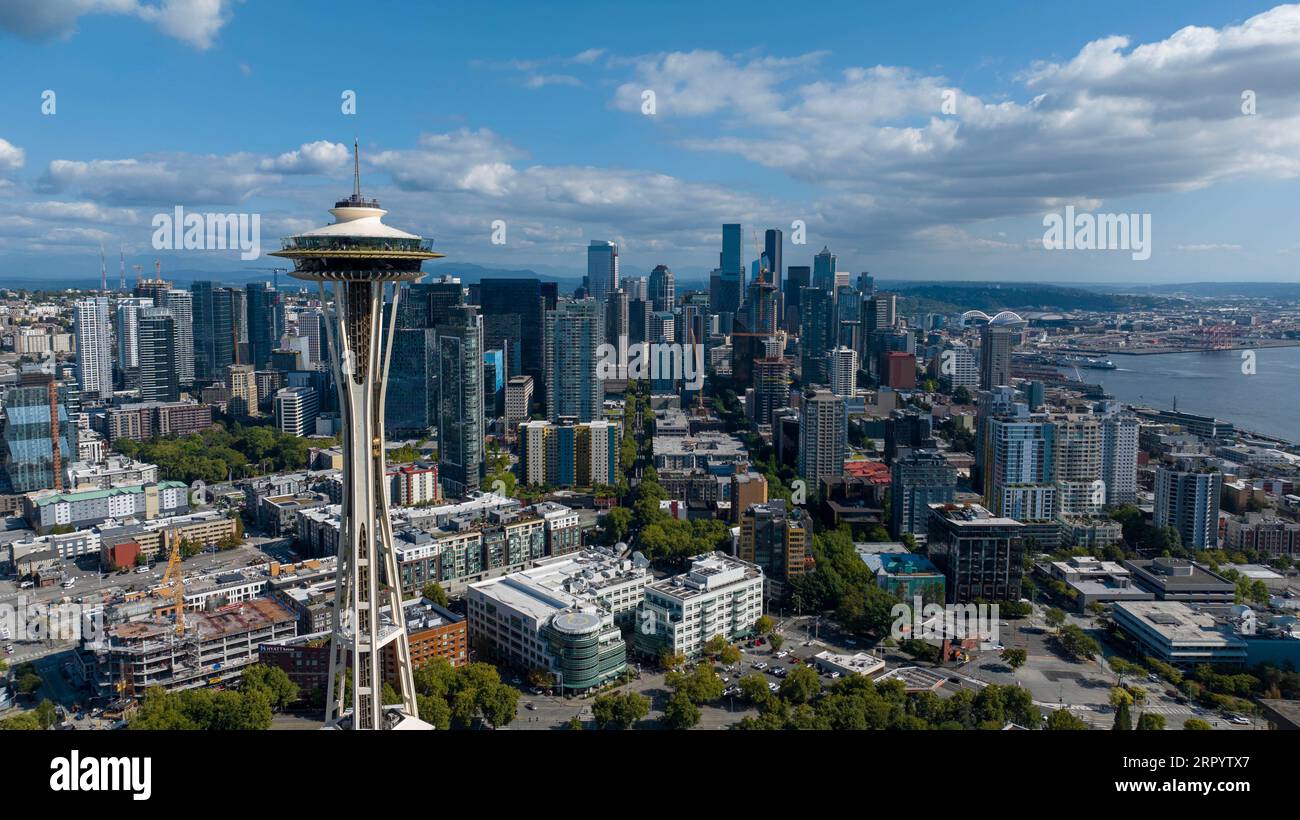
left=160, top=528, right=186, bottom=635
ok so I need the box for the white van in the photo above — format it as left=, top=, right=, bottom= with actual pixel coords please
left=61, top=578, right=76, bottom=589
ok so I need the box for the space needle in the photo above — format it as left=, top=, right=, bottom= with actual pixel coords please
left=272, top=142, right=440, bottom=729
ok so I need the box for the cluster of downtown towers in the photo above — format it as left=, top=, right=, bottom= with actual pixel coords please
left=63, top=222, right=888, bottom=495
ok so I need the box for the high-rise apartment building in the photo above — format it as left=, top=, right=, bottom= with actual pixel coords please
left=979, top=324, right=1014, bottom=390
left=738, top=499, right=807, bottom=601
left=137, top=306, right=179, bottom=403
left=437, top=305, right=486, bottom=497
left=985, top=414, right=1056, bottom=521
left=273, top=386, right=319, bottom=437
left=799, top=389, right=846, bottom=485
left=162, top=288, right=194, bottom=386
left=1153, top=464, right=1222, bottom=549
left=829, top=346, right=857, bottom=397
left=74, top=297, right=113, bottom=401
left=1050, top=413, right=1103, bottom=517
left=890, top=450, right=957, bottom=539
left=544, top=299, right=603, bottom=423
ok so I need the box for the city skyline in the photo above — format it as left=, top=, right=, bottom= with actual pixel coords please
left=1, top=1, right=1299, bottom=282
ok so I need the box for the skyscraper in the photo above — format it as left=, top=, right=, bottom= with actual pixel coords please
left=73, top=297, right=113, bottom=401
left=799, top=287, right=834, bottom=385
left=1100, top=410, right=1139, bottom=505
left=980, top=324, right=1014, bottom=390
left=137, top=306, right=179, bottom=403
left=271, top=148, right=437, bottom=730
left=191, top=281, right=236, bottom=382
left=114, top=296, right=154, bottom=390
left=0, top=368, right=76, bottom=493
left=163, top=288, right=194, bottom=386
left=799, top=388, right=846, bottom=484
left=829, top=346, right=857, bottom=397
left=586, top=240, right=619, bottom=304
left=812, top=246, right=837, bottom=291
left=246, top=282, right=278, bottom=370
left=479, top=277, right=543, bottom=386
left=985, top=414, right=1056, bottom=521
left=545, top=299, right=604, bottom=422
left=386, top=327, right=439, bottom=436
left=783, top=264, right=809, bottom=332
left=437, top=305, right=486, bottom=497
left=647, top=264, right=675, bottom=312
left=1050, top=413, right=1103, bottom=517
left=763, top=228, right=783, bottom=296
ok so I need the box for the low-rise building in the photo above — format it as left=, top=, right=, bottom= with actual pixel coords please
left=1124, top=557, right=1236, bottom=604
left=467, top=549, right=646, bottom=692
left=1112, top=600, right=1248, bottom=667
left=24, top=481, right=189, bottom=533
left=634, top=552, right=765, bottom=659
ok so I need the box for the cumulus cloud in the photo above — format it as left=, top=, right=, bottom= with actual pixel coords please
left=0, top=138, right=24, bottom=173
left=259, top=141, right=351, bottom=174
left=610, top=6, right=1300, bottom=255
left=0, top=0, right=233, bottom=49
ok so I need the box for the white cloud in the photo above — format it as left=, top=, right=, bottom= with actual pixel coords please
left=0, top=0, right=233, bottom=49
left=259, top=141, right=350, bottom=175
left=0, top=139, right=24, bottom=173
left=1176, top=243, right=1243, bottom=251
left=609, top=7, right=1300, bottom=253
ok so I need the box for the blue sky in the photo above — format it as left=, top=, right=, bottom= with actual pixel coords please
left=0, top=0, right=1297, bottom=285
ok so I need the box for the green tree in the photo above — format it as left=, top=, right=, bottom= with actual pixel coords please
left=662, top=689, right=701, bottom=729
left=420, top=582, right=450, bottom=607
left=1045, top=608, right=1067, bottom=630
left=1057, top=624, right=1101, bottom=661
left=779, top=665, right=821, bottom=704
left=1183, top=718, right=1212, bottom=730
left=1112, top=700, right=1133, bottom=730
left=1045, top=708, right=1088, bottom=730
left=0, top=713, right=42, bottom=730
left=1000, top=648, right=1027, bottom=670
left=754, top=615, right=775, bottom=635
left=241, top=664, right=299, bottom=710
left=590, top=691, right=649, bottom=729
left=35, top=699, right=58, bottom=729
left=1137, top=713, right=1166, bottom=731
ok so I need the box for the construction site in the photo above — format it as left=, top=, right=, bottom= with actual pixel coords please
left=81, top=527, right=298, bottom=702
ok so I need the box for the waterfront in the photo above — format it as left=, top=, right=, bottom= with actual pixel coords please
left=1093, top=348, right=1300, bottom=443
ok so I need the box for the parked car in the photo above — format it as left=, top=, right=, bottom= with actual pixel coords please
left=135, top=566, right=150, bottom=574
left=767, top=682, right=779, bottom=692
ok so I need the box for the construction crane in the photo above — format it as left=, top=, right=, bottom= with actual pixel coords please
left=160, top=527, right=186, bottom=635
left=132, top=264, right=144, bottom=286
left=245, top=266, right=288, bottom=293
left=99, top=244, right=107, bottom=293
left=119, top=245, right=126, bottom=291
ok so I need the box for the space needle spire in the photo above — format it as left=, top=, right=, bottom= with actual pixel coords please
left=272, top=143, right=442, bottom=730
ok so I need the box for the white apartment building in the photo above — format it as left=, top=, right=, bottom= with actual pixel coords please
left=634, top=552, right=765, bottom=659
left=74, top=297, right=113, bottom=400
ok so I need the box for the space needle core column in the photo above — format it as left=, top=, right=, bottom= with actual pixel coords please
left=272, top=143, right=441, bottom=729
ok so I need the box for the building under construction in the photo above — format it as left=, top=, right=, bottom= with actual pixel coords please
left=85, top=598, right=297, bottom=698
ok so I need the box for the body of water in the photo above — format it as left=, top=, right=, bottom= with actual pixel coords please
left=1090, top=347, right=1300, bottom=443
